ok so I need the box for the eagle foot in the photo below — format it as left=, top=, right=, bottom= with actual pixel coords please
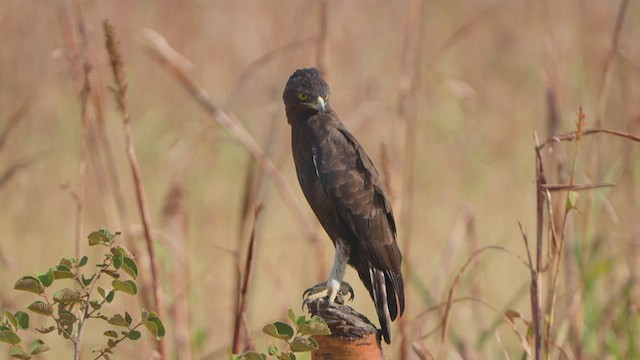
left=302, top=281, right=354, bottom=311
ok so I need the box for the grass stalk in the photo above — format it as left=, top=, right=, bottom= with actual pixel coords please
left=162, top=183, right=193, bottom=360
left=103, top=20, right=167, bottom=359
left=232, top=204, right=264, bottom=353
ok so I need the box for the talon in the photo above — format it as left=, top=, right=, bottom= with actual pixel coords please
left=302, top=281, right=355, bottom=311
left=302, top=282, right=330, bottom=311
left=339, top=281, right=355, bottom=301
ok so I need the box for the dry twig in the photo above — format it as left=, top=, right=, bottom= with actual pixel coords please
left=232, top=204, right=264, bottom=353
left=75, top=61, right=91, bottom=262
left=536, top=128, right=640, bottom=150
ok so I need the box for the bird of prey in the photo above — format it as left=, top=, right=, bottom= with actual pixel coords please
left=283, top=67, right=405, bottom=344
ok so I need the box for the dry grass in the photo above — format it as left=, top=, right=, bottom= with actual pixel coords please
left=1, top=1, right=639, bottom=359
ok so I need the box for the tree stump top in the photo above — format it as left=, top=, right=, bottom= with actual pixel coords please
left=308, top=298, right=384, bottom=360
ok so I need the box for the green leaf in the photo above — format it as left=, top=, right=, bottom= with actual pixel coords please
left=36, top=269, right=54, bottom=288
left=89, top=301, right=101, bottom=310
left=289, top=336, right=318, bottom=352
left=298, top=316, right=331, bottom=336
left=14, top=276, right=44, bottom=295
left=81, top=274, right=96, bottom=287
left=126, top=330, right=141, bottom=340
left=5, top=311, right=17, bottom=330
left=107, top=314, right=129, bottom=327
left=58, top=311, right=77, bottom=326
left=14, top=312, right=29, bottom=330
left=77, top=256, right=89, bottom=267
left=100, top=229, right=117, bottom=240
left=102, top=269, right=120, bottom=279
left=143, top=312, right=165, bottom=340
left=27, top=301, right=53, bottom=316
left=59, top=258, right=74, bottom=268
left=112, top=247, right=125, bottom=269
left=122, top=257, right=138, bottom=279
left=268, top=345, right=279, bottom=356
left=97, top=286, right=106, bottom=298
left=105, top=289, right=115, bottom=303
left=112, top=280, right=137, bottom=295
left=88, top=230, right=110, bottom=246
left=288, top=309, right=297, bottom=324
left=226, top=348, right=241, bottom=360
left=124, top=311, right=132, bottom=326
left=53, top=288, right=82, bottom=303
left=35, top=326, right=55, bottom=334
left=52, top=265, right=75, bottom=280
left=263, top=322, right=294, bottom=340
left=104, top=330, right=118, bottom=338
left=0, top=330, right=21, bottom=345
left=566, top=190, right=578, bottom=211
left=242, top=351, right=267, bottom=360
left=28, top=339, right=49, bottom=355
left=9, top=346, right=30, bottom=360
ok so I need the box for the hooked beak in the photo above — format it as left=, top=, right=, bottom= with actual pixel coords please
left=314, top=96, right=325, bottom=113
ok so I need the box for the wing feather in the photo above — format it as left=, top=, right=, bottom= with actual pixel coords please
left=314, top=114, right=405, bottom=333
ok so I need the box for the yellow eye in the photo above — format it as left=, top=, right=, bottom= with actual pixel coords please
left=297, top=93, right=308, bottom=100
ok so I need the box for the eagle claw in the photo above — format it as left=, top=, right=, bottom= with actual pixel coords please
left=302, top=281, right=354, bottom=311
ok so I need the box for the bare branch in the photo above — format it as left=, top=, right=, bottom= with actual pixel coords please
left=232, top=204, right=264, bottom=353
left=536, top=128, right=640, bottom=151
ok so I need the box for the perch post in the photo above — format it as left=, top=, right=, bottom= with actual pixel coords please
left=308, top=298, right=384, bottom=360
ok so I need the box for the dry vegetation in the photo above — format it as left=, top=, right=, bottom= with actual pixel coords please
left=1, top=0, right=639, bottom=359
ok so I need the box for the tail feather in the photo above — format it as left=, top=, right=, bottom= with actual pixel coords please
left=371, top=268, right=405, bottom=343
left=373, top=269, right=392, bottom=343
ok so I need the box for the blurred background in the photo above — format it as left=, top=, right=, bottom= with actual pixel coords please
left=1, top=0, right=639, bottom=359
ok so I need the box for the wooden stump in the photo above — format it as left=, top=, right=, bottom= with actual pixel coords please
left=308, top=298, right=384, bottom=360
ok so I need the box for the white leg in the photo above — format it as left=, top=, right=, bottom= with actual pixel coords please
left=326, top=240, right=350, bottom=304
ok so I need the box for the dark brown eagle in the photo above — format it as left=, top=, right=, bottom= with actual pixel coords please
left=283, top=67, right=404, bottom=343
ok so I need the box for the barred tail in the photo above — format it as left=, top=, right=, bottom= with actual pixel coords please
left=371, top=268, right=405, bottom=344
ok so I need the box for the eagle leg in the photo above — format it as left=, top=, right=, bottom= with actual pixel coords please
left=302, top=240, right=354, bottom=309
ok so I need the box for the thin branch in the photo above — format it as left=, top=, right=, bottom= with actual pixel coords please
left=440, top=245, right=528, bottom=343
left=533, top=137, right=545, bottom=360
left=103, top=20, right=166, bottom=360
left=536, top=128, right=640, bottom=151
left=232, top=204, right=264, bottom=353
left=76, top=61, right=91, bottom=264
left=541, top=183, right=615, bottom=192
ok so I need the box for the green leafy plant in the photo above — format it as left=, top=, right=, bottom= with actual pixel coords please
left=231, top=309, right=330, bottom=360
left=0, top=229, right=164, bottom=360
